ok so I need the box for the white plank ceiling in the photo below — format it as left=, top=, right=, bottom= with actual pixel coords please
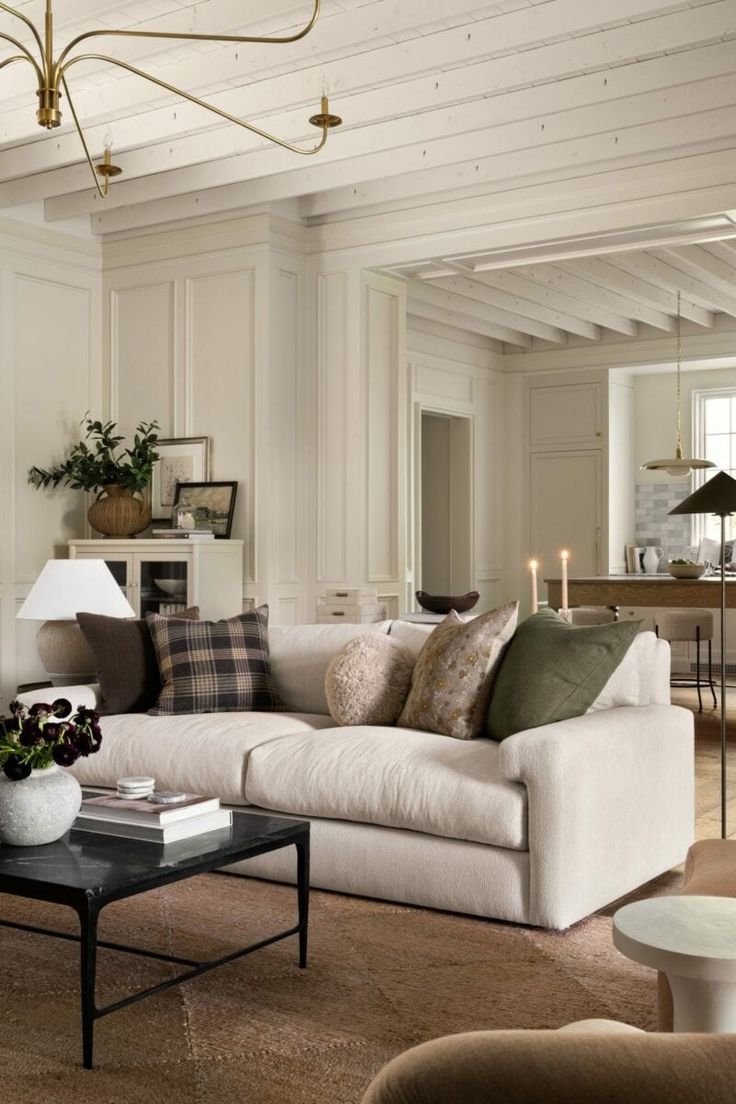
left=1, top=0, right=736, bottom=351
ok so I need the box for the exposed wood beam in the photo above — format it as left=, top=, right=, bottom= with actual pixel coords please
left=661, top=244, right=736, bottom=300
left=554, top=256, right=714, bottom=328
left=510, top=264, right=641, bottom=335
left=414, top=277, right=567, bottom=343
left=407, top=291, right=532, bottom=349
left=613, top=250, right=736, bottom=317
left=468, top=267, right=638, bottom=337
left=551, top=261, right=674, bottom=331
left=35, top=79, right=736, bottom=219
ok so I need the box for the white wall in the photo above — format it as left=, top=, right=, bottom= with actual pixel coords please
left=0, top=218, right=101, bottom=705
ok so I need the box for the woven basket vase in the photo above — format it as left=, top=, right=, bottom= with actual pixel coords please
left=87, top=484, right=151, bottom=538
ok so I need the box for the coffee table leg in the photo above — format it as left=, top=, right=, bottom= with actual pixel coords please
left=78, top=903, right=100, bottom=1070
left=296, top=837, right=310, bottom=969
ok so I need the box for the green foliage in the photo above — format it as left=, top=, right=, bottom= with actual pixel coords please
left=28, top=415, right=160, bottom=494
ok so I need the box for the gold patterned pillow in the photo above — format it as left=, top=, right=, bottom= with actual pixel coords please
left=398, top=602, right=519, bottom=740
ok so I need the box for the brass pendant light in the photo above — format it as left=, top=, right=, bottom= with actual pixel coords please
left=0, top=0, right=341, bottom=199
left=641, top=291, right=715, bottom=476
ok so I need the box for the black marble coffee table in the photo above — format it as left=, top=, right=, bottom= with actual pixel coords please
left=0, top=810, right=309, bottom=1069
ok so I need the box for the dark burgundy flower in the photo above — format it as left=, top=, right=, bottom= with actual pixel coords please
left=3, top=755, right=32, bottom=781
left=42, top=723, right=60, bottom=743
left=29, top=702, right=50, bottom=718
left=52, top=743, right=80, bottom=767
left=8, top=700, right=21, bottom=716
left=75, top=731, right=94, bottom=755
left=19, top=722, right=43, bottom=747
left=51, top=698, right=72, bottom=718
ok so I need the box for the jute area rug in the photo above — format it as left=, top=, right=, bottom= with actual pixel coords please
left=0, top=869, right=678, bottom=1104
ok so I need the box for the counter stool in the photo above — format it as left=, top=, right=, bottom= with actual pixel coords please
left=567, top=607, right=617, bottom=626
left=654, top=609, right=717, bottom=713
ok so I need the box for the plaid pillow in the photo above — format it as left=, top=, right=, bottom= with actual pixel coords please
left=146, top=605, right=284, bottom=715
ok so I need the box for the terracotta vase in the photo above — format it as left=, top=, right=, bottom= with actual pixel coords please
left=88, top=484, right=151, bottom=538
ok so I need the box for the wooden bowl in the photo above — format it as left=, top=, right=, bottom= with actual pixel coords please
left=666, top=563, right=707, bottom=579
left=415, top=590, right=480, bottom=615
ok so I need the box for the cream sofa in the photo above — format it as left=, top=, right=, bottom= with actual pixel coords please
left=24, top=619, right=695, bottom=930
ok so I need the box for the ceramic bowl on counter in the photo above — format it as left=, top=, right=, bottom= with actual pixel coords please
left=666, top=562, right=707, bottom=579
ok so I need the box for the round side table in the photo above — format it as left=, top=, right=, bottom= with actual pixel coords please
left=613, top=895, right=736, bottom=1033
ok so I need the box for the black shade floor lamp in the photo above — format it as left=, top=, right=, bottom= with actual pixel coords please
left=670, top=470, right=736, bottom=838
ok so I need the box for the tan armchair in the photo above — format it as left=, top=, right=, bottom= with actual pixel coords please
left=362, top=1022, right=736, bottom=1104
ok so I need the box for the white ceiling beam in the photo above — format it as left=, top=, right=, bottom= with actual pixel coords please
left=552, top=256, right=714, bottom=328
left=613, top=250, right=736, bottom=317
left=413, top=276, right=567, bottom=343
left=550, top=261, right=674, bottom=331
left=36, top=75, right=736, bottom=219
left=407, top=294, right=532, bottom=349
left=512, top=264, right=639, bottom=335
left=708, top=240, right=736, bottom=265
left=440, top=269, right=601, bottom=341
left=467, top=267, right=638, bottom=337
left=661, top=244, right=736, bottom=299
left=3, top=0, right=675, bottom=141
left=3, top=5, right=730, bottom=176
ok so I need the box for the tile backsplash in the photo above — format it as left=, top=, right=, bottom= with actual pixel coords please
left=635, top=482, right=694, bottom=568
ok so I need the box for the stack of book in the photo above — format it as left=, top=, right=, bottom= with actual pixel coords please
left=316, top=586, right=386, bottom=624
left=152, top=529, right=215, bottom=541
left=73, top=793, right=232, bottom=843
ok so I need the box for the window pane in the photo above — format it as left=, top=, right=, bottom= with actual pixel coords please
left=705, top=396, right=730, bottom=434
left=705, top=433, right=731, bottom=470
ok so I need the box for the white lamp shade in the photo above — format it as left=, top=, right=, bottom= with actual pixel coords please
left=17, top=559, right=136, bottom=621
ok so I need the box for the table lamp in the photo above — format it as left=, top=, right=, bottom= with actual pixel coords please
left=17, top=560, right=135, bottom=685
left=670, top=471, right=736, bottom=838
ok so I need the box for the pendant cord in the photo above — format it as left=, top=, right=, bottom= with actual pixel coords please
left=675, top=290, right=683, bottom=458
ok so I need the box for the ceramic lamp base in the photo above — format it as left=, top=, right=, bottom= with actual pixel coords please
left=36, top=620, right=96, bottom=685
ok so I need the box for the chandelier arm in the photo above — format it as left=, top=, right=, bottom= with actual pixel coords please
left=60, top=53, right=332, bottom=158
left=0, top=3, right=45, bottom=68
left=54, top=0, right=320, bottom=79
left=0, top=29, right=44, bottom=83
left=0, top=52, right=30, bottom=73
left=60, top=74, right=106, bottom=199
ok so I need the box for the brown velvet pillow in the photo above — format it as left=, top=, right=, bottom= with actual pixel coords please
left=77, top=607, right=200, bottom=715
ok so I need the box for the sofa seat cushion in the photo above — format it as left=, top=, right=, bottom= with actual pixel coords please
left=245, top=726, right=528, bottom=850
left=69, top=712, right=333, bottom=805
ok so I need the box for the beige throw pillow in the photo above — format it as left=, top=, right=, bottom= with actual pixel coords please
left=398, top=602, right=519, bottom=740
left=325, top=635, right=415, bottom=726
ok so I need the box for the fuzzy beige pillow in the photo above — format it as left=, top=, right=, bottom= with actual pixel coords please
left=325, top=635, right=415, bottom=726
left=399, top=602, right=519, bottom=740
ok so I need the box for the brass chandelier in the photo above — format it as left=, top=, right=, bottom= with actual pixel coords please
left=0, top=0, right=342, bottom=198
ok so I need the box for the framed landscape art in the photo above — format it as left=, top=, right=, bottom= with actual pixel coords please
left=172, top=481, right=238, bottom=538
left=150, top=437, right=209, bottom=521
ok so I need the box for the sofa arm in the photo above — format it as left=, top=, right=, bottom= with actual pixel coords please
left=16, top=684, right=101, bottom=716
left=498, top=704, right=694, bottom=929
left=362, top=1029, right=735, bottom=1104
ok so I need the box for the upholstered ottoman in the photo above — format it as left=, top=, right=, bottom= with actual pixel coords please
left=658, top=839, right=736, bottom=1030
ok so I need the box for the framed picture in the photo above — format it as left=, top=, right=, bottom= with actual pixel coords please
left=173, top=481, right=238, bottom=539
left=150, top=437, right=209, bottom=521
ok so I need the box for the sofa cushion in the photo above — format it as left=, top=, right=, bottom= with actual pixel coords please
left=488, top=609, right=641, bottom=742
left=325, top=635, right=414, bottom=726
left=69, top=711, right=334, bottom=804
left=399, top=603, right=519, bottom=740
left=245, top=726, right=528, bottom=850
left=77, top=606, right=200, bottom=715
left=387, top=621, right=435, bottom=658
left=588, top=631, right=658, bottom=712
left=268, top=622, right=392, bottom=714
left=147, top=605, right=284, bottom=715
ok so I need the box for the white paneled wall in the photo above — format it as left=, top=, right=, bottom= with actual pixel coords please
left=0, top=219, right=101, bottom=704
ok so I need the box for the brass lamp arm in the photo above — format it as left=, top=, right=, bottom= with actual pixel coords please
left=54, top=0, right=320, bottom=80
left=60, top=52, right=332, bottom=159
left=0, top=52, right=31, bottom=74
left=0, top=2, right=46, bottom=68
left=61, top=75, right=106, bottom=200
left=0, top=30, right=44, bottom=83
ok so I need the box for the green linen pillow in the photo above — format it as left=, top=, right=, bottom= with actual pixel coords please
left=487, top=608, right=641, bottom=742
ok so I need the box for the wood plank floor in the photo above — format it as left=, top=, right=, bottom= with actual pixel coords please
left=672, top=686, right=736, bottom=839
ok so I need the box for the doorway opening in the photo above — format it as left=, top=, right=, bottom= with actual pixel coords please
left=419, top=411, right=473, bottom=597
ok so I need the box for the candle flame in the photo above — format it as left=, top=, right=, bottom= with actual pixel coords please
left=560, top=549, right=569, bottom=560
left=529, top=559, right=538, bottom=570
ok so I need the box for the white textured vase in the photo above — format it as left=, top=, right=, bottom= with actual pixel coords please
left=0, top=765, right=82, bottom=846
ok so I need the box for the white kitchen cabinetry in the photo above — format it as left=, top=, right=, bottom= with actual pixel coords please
left=68, top=540, right=244, bottom=620
left=529, top=381, right=603, bottom=450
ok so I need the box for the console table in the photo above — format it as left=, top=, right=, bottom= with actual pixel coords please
left=546, top=574, right=736, bottom=611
